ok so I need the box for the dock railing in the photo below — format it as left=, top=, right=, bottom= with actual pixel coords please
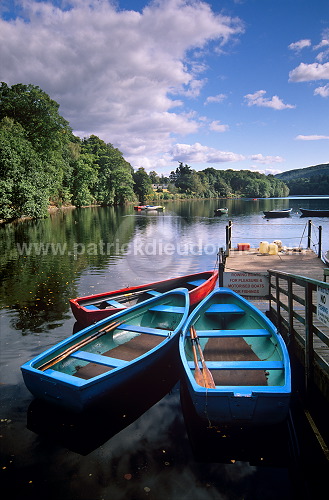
left=268, top=270, right=329, bottom=401
left=226, top=219, right=324, bottom=258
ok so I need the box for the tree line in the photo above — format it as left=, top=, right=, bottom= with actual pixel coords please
left=1, top=82, right=290, bottom=221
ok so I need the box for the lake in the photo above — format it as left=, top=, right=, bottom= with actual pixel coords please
left=1, top=197, right=328, bottom=499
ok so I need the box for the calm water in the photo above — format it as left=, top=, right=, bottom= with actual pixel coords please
left=1, top=197, right=329, bottom=499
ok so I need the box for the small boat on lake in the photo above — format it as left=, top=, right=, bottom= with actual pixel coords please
left=134, top=205, right=164, bottom=211
left=21, top=288, right=189, bottom=412
left=70, top=270, right=218, bottom=327
left=179, top=287, right=291, bottom=426
left=214, top=207, right=228, bottom=216
left=263, top=208, right=292, bottom=218
left=299, top=208, right=329, bottom=217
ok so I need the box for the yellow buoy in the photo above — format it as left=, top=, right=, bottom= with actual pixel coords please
left=269, top=242, right=279, bottom=255
left=259, top=241, right=269, bottom=254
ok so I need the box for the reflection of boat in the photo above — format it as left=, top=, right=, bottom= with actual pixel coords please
left=179, top=287, right=291, bottom=426
left=214, top=207, right=228, bottom=216
left=27, top=373, right=180, bottom=455
left=180, top=382, right=295, bottom=466
left=299, top=208, right=329, bottom=217
left=21, top=289, right=189, bottom=412
left=134, top=205, right=164, bottom=211
left=70, top=270, right=218, bottom=327
left=263, top=208, right=292, bottom=218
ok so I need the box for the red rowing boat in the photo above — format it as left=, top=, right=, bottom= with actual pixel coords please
left=70, top=270, right=218, bottom=327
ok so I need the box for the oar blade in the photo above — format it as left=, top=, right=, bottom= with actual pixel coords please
left=192, top=326, right=216, bottom=389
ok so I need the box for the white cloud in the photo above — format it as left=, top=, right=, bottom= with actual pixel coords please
left=209, top=120, right=229, bottom=132
left=244, top=90, right=295, bottom=110
left=250, top=154, right=284, bottom=164
left=289, top=62, right=329, bottom=82
left=288, top=39, right=311, bottom=52
left=0, top=0, right=244, bottom=168
left=314, top=84, right=329, bottom=97
left=314, top=39, right=329, bottom=50
left=295, top=135, right=329, bottom=141
left=170, top=142, right=245, bottom=163
left=204, top=93, right=227, bottom=104
left=249, top=166, right=284, bottom=176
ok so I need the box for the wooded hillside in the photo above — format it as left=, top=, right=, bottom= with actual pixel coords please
left=275, top=163, right=329, bottom=195
left=0, top=82, right=290, bottom=220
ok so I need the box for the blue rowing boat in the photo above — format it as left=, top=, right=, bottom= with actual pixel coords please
left=21, top=288, right=189, bottom=412
left=179, top=287, right=291, bottom=426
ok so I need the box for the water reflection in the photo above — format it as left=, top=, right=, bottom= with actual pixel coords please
left=1, top=199, right=329, bottom=500
left=27, top=365, right=180, bottom=456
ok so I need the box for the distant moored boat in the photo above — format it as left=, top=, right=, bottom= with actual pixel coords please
left=299, top=208, right=329, bottom=217
left=263, top=208, right=292, bottom=218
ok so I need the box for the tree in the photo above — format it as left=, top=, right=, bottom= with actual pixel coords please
left=0, top=117, right=49, bottom=218
left=71, top=153, right=97, bottom=207
left=149, top=171, right=160, bottom=184
left=81, top=136, right=135, bottom=205
left=133, top=167, right=153, bottom=203
left=0, top=82, right=72, bottom=154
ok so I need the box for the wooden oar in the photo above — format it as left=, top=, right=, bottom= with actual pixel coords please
left=190, top=327, right=205, bottom=387
left=38, top=320, right=122, bottom=371
left=192, top=326, right=216, bottom=389
left=85, top=288, right=156, bottom=307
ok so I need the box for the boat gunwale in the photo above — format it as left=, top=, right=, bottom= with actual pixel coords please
left=179, top=287, right=291, bottom=395
left=22, top=288, right=190, bottom=389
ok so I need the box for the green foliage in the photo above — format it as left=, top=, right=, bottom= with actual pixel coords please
left=1, top=81, right=323, bottom=221
left=275, top=163, right=329, bottom=195
left=0, top=82, right=72, bottom=154
left=0, top=83, right=136, bottom=220
left=287, top=175, right=329, bottom=195
left=81, top=135, right=135, bottom=205
left=0, top=118, right=49, bottom=218
left=275, top=163, right=329, bottom=181
left=168, top=163, right=289, bottom=199
left=133, top=167, right=153, bottom=203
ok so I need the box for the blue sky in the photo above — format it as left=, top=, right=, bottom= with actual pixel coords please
left=1, top=0, right=328, bottom=176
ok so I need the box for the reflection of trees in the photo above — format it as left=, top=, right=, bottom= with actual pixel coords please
left=0, top=207, right=135, bottom=334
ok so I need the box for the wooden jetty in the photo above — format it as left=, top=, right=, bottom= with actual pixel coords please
left=223, top=247, right=329, bottom=393
left=225, top=247, right=326, bottom=281
left=222, top=246, right=329, bottom=459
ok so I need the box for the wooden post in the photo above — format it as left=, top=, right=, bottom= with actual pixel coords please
left=307, top=219, right=312, bottom=249
left=288, top=278, right=293, bottom=345
left=225, top=221, right=232, bottom=253
left=318, top=225, right=322, bottom=258
left=304, top=282, right=314, bottom=400
left=275, top=274, right=281, bottom=331
left=218, top=247, right=225, bottom=286
left=225, top=220, right=232, bottom=254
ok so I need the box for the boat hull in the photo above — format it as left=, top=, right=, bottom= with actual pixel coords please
left=214, top=208, right=228, bottom=216
left=21, top=289, right=189, bottom=412
left=299, top=208, right=329, bottom=217
left=179, top=287, right=291, bottom=426
left=134, top=205, right=164, bottom=211
left=70, top=270, right=218, bottom=327
left=263, top=209, right=292, bottom=218
left=186, top=385, right=290, bottom=426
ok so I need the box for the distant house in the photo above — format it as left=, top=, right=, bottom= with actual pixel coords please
left=152, top=184, right=168, bottom=191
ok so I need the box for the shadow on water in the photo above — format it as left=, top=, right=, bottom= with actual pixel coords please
left=26, top=338, right=182, bottom=456
left=180, top=380, right=328, bottom=499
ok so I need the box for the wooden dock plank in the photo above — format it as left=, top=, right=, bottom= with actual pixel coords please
left=225, top=248, right=326, bottom=281
left=224, top=247, right=329, bottom=403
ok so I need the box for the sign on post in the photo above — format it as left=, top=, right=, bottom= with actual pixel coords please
left=317, top=286, right=329, bottom=327
left=223, top=272, right=269, bottom=297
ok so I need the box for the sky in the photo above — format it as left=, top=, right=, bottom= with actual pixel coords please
left=0, top=0, right=328, bottom=176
